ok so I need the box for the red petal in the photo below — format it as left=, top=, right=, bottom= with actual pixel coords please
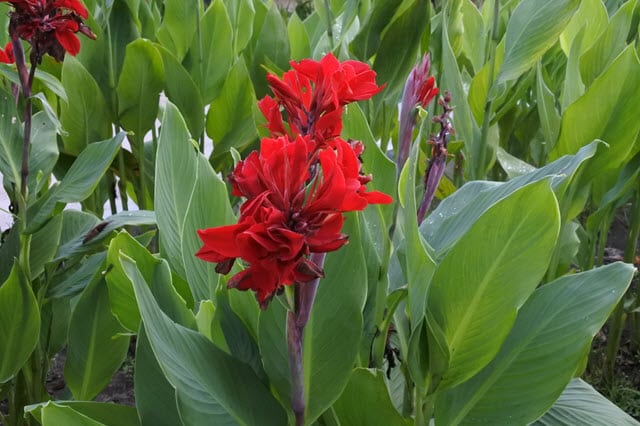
left=52, top=0, right=88, bottom=18
left=55, top=28, right=81, bottom=55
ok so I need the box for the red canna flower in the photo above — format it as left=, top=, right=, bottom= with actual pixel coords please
left=0, top=42, right=14, bottom=63
left=198, top=53, right=391, bottom=308
left=260, top=53, right=384, bottom=145
left=2, top=0, right=95, bottom=62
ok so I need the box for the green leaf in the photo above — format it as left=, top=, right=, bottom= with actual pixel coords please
left=248, top=2, right=290, bottom=98
left=436, top=262, right=635, bottom=425
left=332, top=369, right=407, bottom=425
left=496, top=146, right=536, bottom=179
left=559, top=0, right=609, bottom=56
left=155, top=44, right=205, bottom=138
left=536, top=62, right=561, bottom=148
left=373, top=0, right=428, bottom=100
left=421, top=141, right=599, bottom=258
left=579, top=0, right=636, bottom=87
left=288, top=12, right=311, bottom=60
left=26, top=401, right=139, bottom=426
left=533, top=378, right=640, bottom=426
left=496, top=0, right=580, bottom=84
left=0, top=88, right=23, bottom=189
left=223, top=0, right=255, bottom=55
left=47, top=252, right=106, bottom=299
left=185, top=0, right=234, bottom=105
left=60, top=56, right=112, bottom=155
left=116, top=39, right=164, bottom=143
left=29, top=213, right=62, bottom=277
left=0, top=261, right=40, bottom=383
left=156, top=0, right=198, bottom=60
left=349, top=0, right=403, bottom=59
left=156, top=102, right=234, bottom=300
left=122, top=255, right=288, bottom=425
left=134, top=328, right=182, bottom=426
left=29, top=111, right=60, bottom=194
left=550, top=46, right=640, bottom=190
left=206, top=57, right=258, bottom=161
left=427, top=180, right=560, bottom=389
left=65, top=273, right=130, bottom=400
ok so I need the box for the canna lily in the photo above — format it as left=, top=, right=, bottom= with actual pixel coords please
left=1, top=0, right=95, bottom=62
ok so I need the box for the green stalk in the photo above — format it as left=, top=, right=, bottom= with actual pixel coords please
left=196, top=0, right=205, bottom=152
left=323, top=0, right=334, bottom=49
left=370, top=291, right=406, bottom=368
left=473, top=0, right=500, bottom=180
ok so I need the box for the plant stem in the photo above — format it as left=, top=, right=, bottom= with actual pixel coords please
left=474, top=0, right=499, bottom=180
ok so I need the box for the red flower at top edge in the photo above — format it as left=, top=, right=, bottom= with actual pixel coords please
left=2, top=0, right=95, bottom=62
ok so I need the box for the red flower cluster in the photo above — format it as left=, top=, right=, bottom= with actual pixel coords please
left=1, top=0, right=95, bottom=62
left=197, top=53, right=391, bottom=308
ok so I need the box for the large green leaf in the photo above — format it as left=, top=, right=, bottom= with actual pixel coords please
left=436, top=262, right=635, bottom=425
left=29, top=111, right=59, bottom=194
left=134, top=328, right=182, bottom=426
left=185, top=0, right=233, bottom=105
left=559, top=0, right=608, bottom=56
left=29, top=213, right=62, bottom=277
left=550, top=46, right=640, bottom=193
left=155, top=102, right=234, bottom=300
left=496, top=0, right=580, bottom=84
left=349, top=0, right=403, bottom=60
left=0, top=88, right=23, bottom=189
left=155, top=0, right=198, bottom=60
left=116, top=38, right=164, bottom=144
left=0, top=261, right=40, bottom=383
left=205, top=57, right=258, bottom=163
left=372, top=0, right=428, bottom=100
left=427, top=180, right=560, bottom=389
left=122, top=256, right=287, bottom=425
left=421, top=141, right=599, bottom=258
left=60, top=56, right=112, bottom=155
left=155, top=44, right=205, bottom=138
left=25, top=401, right=139, bottom=426
left=533, top=378, right=639, bottom=426
left=332, top=368, right=407, bottom=425
left=223, top=0, right=255, bottom=55
left=65, top=273, right=130, bottom=400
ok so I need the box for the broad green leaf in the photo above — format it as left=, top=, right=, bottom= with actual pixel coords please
left=373, top=0, right=428, bottom=100
left=29, top=213, right=62, bottom=277
left=156, top=102, right=233, bottom=300
left=135, top=328, right=182, bottom=426
left=550, top=46, right=640, bottom=190
left=579, top=0, right=636, bottom=87
left=460, top=0, right=486, bottom=72
left=117, top=39, right=164, bottom=144
left=422, top=141, right=598, bottom=258
left=436, top=262, right=634, bottom=425
left=105, top=231, right=160, bottom=332
left=65, top=273, right=130, bottom=400
left=155, top=44, right=205, bottom=138
left=0, top=261, right=40, bottom=383
left=496, top=146, right=536, bottom=179
left=249, top=2, right=290, bottom=98
left=257, top=299, right=290, bottom=408
left=441, top=11, right=481, bottom=176
left=0, top=88, right=23, bottom=188
left=122, top=256, right=287, bottom=425
left=60, top=56, right=112, bottom=155
left=288, top=12, right=311, bottom=60
left=156, top=0, right=198, bottom=60
left=206, top=57, right=258, bottom=161
left=56, top=134, right=124, bottom=203
left=185, top=0, right=234, bottom=105
left=26, top=401, right=139, bottom=426
left=536, top=62, right=561, bottom=148
left=533, top=378, right=639, bottom=426
left=427, top=180, right=560, bottom=389
left=559, top=0, right=608, bottom=55
left=349, top=0, right=402, bottom=59
left=332, top=369, right=407, bottom=425
left=496, top=0, right=580, bottom=84
left=47, top=252, right=106, bottom=299
left=29, top=111, right=59, bottom=194
left=223, top=0, right=255, bottom=55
